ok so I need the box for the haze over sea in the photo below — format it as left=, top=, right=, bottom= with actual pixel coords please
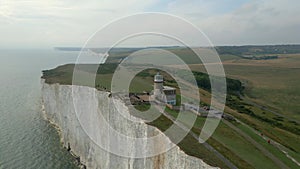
left=0, top=49, right=80, bottom=169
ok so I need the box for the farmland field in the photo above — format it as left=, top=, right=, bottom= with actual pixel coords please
left=42, top=46, right=300, bottom=168
left=187, top=53, right=300, bottom=121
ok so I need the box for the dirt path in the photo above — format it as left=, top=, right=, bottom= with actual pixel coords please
left=223, top=120, right=289, bottom=169
left=232, top=119, right=300, bottom=168
left=153, top=104, right=238, bottom=169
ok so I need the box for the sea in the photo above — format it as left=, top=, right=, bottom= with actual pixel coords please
left=0, top=49, right=80, bottom=169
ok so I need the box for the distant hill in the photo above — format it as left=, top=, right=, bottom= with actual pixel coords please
left=55, top=45, right=300, bottom=62
left=216, top=44, right=300, bottom=56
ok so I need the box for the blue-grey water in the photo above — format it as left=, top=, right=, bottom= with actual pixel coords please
left=0, top=49, right=79, bottom=169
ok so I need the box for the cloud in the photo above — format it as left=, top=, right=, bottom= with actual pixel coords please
left=0, top=0, right=299, bottom=48
left=0, top=0, right=160, bottom=48
left=166, top=0, right=249, bottom=20
left=177, top=0, right=300, bottom=45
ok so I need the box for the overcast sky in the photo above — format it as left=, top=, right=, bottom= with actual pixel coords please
left=0, top=0, right=299, bottom=48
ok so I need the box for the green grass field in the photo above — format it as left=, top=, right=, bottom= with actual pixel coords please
left=165, top=109, right=296, bottom=169
left=42, top=46, right=300, bottom=168
left=188, top=54, right=300, bottom=120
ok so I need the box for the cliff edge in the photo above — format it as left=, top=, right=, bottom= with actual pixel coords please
left=41, top=80, right=217, bottom=169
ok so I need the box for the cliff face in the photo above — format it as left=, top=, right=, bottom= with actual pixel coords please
left=41, top=80, right=216, bottom=169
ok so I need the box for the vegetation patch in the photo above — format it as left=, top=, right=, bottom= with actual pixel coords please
left=226, top=95, right=300, bottom=136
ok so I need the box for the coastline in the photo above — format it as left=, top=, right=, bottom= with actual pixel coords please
left=40, top=79, right=217, bottom=169
left=41, top=102, right=86, bottom=169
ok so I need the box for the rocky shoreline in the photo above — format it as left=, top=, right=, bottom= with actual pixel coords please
left=41, top=103, right=87, bottom=169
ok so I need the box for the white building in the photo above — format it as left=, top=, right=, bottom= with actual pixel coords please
left=153, top=72, right=177, bottom=105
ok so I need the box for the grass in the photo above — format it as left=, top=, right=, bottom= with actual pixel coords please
left=226, top=105, right=300, bottom=152
left=129, top=105, right=229, bottom=168
left=187, top=53, right=300, bottom=121
left=146, top=113, right=230, bottom=168
left=134, top=106, right=234, bottom=168
left=233, top=122, right=300, bottom=168
left=47, top=49, right=300, bottom=122
left=42, top=48, right=300, bottom=168
left=185, top=54, right=300, bottom=152
left=165, top=103, right=300, bottom=168
left=164, top=109, right=280, bottom=169
left=226, top=95, right=300, bottom=136
left=212, top=123, right=279, bottom=169
left=224, top=64, right=300, bottom=120
left=134, top=104, right=150, bottom=112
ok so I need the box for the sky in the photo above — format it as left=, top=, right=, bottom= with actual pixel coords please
left=0, top=0, right=299, bottom=48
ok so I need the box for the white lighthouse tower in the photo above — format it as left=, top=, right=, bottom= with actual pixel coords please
left=154, top=72, right=164, bottom=97
left=153, top=72, right=177, bottom=105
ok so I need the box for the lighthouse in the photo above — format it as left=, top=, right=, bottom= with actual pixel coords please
left=154, top=72, right=163, bottom=96
left=153, top=72, right=177, bottom=105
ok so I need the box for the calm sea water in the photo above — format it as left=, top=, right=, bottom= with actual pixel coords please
left=0, top=49, right=80, bottom=169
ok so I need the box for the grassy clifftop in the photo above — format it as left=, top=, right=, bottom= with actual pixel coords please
left=42, top=45, right=300, bottom=168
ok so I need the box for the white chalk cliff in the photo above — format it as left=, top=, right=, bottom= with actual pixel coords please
left=41, top=80, right=217, bottom=169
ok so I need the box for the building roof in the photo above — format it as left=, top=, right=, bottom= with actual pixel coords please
left=163, top=86, right=176, bottom=91
left=139, top=95, right=150, bottom=102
